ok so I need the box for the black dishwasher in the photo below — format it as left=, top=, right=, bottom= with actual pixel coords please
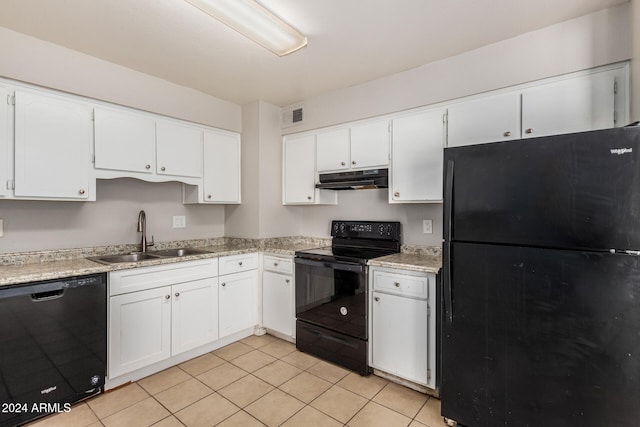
left=0, top=273, right=106, bottom=427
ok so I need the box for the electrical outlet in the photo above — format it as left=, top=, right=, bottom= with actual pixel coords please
left=423, top=219, right=433, bottom=234
left=172, top=216, right=186, bottom=229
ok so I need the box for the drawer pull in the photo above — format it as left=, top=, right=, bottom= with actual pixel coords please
left=221, top=283, right=226, bottom=287
left=503, top=131, right=511, bottom=137
left=394, top=282, right=400, bottom=287
left=165, top=295, right=170, bottom=300
left=285, top=279, right=290, bottom=284
left=145, top=164, right=151, bottom=170
left=374, top=296, right=380, bottom=302
left=274, top=262, right=279, bottom=266
left=238, top=261, right=243, bottom=266
left=175, top=292, right=180, bottom=297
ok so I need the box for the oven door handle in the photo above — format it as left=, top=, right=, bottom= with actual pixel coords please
left=294, top=257, right=366, bottom=273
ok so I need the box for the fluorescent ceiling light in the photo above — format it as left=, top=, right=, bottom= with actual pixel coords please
left=185, top=0, right=307, bottom=56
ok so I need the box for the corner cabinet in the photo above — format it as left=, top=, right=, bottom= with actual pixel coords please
left=283, top=133, right=337, bottom=205
left=389, top=109, right=446, bottom=203
left=369, top=267, right=437, bottom=389
left=183, top=130, right=241, bottom=204
left=14, top=90, right=94, bottom=200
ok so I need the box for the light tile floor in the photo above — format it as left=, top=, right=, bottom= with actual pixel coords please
left=27, top=335, right=444, bottom=427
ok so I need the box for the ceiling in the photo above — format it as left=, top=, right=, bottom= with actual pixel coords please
left=0, top=0, right=628, bottom=107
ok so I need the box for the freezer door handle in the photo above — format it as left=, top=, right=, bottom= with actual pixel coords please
left=444, top=242, right=453, bottom=325
left=444, top=160, right=454, bottom=241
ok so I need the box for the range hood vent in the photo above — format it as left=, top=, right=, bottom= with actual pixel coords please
left=316, top=168, right=388, bottom=190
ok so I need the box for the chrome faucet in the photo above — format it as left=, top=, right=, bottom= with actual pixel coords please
left=136, top=210, right=154, bottom=252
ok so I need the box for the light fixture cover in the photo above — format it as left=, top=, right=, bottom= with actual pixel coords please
left=185, top=0, right=307, bottom=56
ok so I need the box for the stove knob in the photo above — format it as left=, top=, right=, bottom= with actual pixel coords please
left=339, top=223, right=346, bottom=233
left=378, top=224, right=385, bottom=235
left=386, top=225, right=394, bottom=235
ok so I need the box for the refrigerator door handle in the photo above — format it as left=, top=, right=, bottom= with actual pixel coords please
left=444, top=160, right=454, bottom=241
left=444, top=242, right=453, bottom=324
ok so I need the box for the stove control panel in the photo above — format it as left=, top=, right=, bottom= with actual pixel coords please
left=331, top=221, right=401, bottom=241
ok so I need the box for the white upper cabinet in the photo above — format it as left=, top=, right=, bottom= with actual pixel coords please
left=94, top=108, right=156, bottom=174
left=156, top=120, right=202, bottom=178
left=390, top=109, right=446, bottom=203
left=14, top=90, right=93, bottom=200
left=316, top=120, right=389, bottom=173
left=283, top=133, right=337, bottom=205
left=521, top=71, right=616, bottom=139
left=0, top=86, right=9, bottom=197
left=350, top=120, right=389, bottom=169
left=201, top=130, right=240, bottom=204
left=316, top=128, right=350, bottom=172
left=447, top=92, right=521, bottom=147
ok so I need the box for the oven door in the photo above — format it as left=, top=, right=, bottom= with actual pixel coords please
left=294, top=257, right=368, bottom=339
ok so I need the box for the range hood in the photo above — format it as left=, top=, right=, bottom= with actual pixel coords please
left=316, top=168, right=388, bottom=190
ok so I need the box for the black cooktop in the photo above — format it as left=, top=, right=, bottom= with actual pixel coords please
left=295, top=220, right=402, bottom=264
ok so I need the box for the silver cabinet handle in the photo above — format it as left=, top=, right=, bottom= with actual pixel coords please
left=78, top=189, right=85, bottom=195
left=307, top=196, right=312, bottom=200
left=175, top=292, right=180, bottom=297
left=221, top=283, right=226, bottom=287
left=394, top=282, right=400, bottom=287
left=274, top=262, right=279, bottom=266
left=238, top=261, right=243, bottom=266
left=207, top=194, right=212, bottom=199
left=341, top=162, right=346, bottom=166
left=374, top=296, right=380, bottom=302
left=525, top=128, right=534, bottom=134
left=165, top=295, right=170, bottom=300
left=394, top=192, right=400, bottom=197
left=285, top=279, right=290, bottom=284
left=161, top=166, right=166, bottom=171
left=145, top=164, right=151, bottom=169
left=503, top=131, right=511, bottom=137
left=352, top=161, right=356, bottom=165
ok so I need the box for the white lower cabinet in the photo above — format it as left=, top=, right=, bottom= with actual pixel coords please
left=370, top=267, right=437, bottom=389
left=218, top=253, right=259, bottom=339
left=262, top=254, right=294, bottom=338
left=108, top=259, right=218, bottom=379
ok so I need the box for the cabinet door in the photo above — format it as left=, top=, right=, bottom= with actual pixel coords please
left=372, top=291, right=428, bottom=384
left=350, top=120, right=389, bottom=169
left=262, top=271, right=293, bottom=337
left=109, top=286, right=172, bottom=378
left=219, top=270, right=257, bottom=338
left=14, top=91, right=92, bottom=199
left=94, top=108, right=155, bottom=174
left=156, top=120, right=202, bottom=178
left=283, top=134, right=316, bottom=204
left=171, top=278, right=218, bottom=355
left=447, top=92, right=520, bottom=147
left=390, top=110, right=445, bottom=202
left=522, top=72, right=615, bottom=139
left=202, top=130, right=240, bottom=203
left=0, top=86, right=8, bottom=197
left=316, top=128, right=349, bottom=172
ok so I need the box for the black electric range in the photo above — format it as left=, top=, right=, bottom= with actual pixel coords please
left=294, top=220, right=401, bottom=375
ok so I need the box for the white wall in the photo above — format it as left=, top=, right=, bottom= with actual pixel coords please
left=632, top=0, right=640, bottom=121
left=285, top=4, right=631, bottom=133
left=0, top=26, right=241, bottom=132
left=226, top=101, right=303, bottom=238
left=0, top=179, right=225, bottom=253
left=282, top=4, right=631, bottom=247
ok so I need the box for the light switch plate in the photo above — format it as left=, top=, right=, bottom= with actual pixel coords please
left=423, top=219, right=433, bottom=234
left=172, top=216, right=186, bottom=228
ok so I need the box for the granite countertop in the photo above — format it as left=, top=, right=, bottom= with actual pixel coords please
left=0, top=237, right=439, bottom=286
left=368, top=245, right=442, bottom=273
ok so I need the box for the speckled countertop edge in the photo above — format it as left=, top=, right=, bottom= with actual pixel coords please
left=0, top=237, right=440, bottom=286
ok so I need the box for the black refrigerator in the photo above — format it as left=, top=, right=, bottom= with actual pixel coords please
left=441, top=126, right=640, bottom=427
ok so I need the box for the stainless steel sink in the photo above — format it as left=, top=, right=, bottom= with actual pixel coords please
left=150, top=248, right=211, bottom=257
left=88, top=253, right=163, bottom=265
left=87, top=248, right=211, bottom=265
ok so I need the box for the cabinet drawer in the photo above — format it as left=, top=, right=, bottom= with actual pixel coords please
left=109, top=259, right=217, bottom=296
left=373, top=270, right=429, bottom=299
left=219, top=253, right=258, bottom=275
left=263, top=254, right=293, bottom=274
